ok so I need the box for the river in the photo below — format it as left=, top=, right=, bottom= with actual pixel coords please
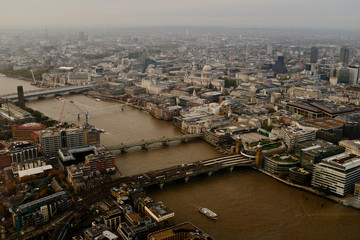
left=2, top=77, right=360, bottom=239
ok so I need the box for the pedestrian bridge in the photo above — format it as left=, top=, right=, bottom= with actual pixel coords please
left=1, top=85, right=93, bottom=101
left=108, top=134, right=202, bottom=152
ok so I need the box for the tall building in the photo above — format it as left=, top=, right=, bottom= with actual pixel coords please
left=310, top=46, right=318, bottom=64
left=340, top=47, right=350, bottom=66
left=348, top=66, right=359, bottom=85
left=274, top=56, right=287, bottom=74
left=17, top=86, right=25, bottom=109
left=267, top=44, right=273, bottom=55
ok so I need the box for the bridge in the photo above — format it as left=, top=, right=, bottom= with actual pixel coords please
left=126, top=154, right=254, bottom=189
left=108, top=134, right=202, bottom=153
left=1, top=85, right=93, bottom=101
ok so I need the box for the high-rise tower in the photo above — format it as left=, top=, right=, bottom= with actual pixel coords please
left=340, top=47, right=350, bottom=66
left=310, top=46, right=318, bottom=64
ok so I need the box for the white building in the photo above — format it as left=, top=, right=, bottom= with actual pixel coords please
left=281, top=125, right=316, bottom=151
left=312, top=152, right=360, bottom=196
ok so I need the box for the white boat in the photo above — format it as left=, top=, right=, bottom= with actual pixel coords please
left=198, top=207, right=218, bottom=220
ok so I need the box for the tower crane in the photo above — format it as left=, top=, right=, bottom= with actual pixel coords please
left=30, top=69, right=36, bottom=84
left=58, top=99, right=66, bottom=130
left=69, top=100, right=89, bottom=127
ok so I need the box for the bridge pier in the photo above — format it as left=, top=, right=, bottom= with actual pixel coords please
left=184, top=176, right=190, bottom=183
left=162, top=140, right=169, bottom=147
left=159, top=183, right=164, bottom=189
left=229, top=166, right=235, bottom=172
left=120, top=147, right=127, bottom=153
left=181, top=137, right=188, bottom=143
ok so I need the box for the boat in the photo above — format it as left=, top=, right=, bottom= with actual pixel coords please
left=95, top=98, right=101, bottom=102
left=198, top=207, right=218, bottom=220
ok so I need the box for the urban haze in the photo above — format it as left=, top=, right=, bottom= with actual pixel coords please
left=0, top=1, right=360, bottom=240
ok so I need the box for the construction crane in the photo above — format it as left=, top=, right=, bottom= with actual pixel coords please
left=30, top=69, right=36, bottom=84
left=58, top=99, right=66, bottom=130
left=69, top=100, right=89, bottom=127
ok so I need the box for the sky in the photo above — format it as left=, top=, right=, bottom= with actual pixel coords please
left=1, top=0, right=360, bottom=30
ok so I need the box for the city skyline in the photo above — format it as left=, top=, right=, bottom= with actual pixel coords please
left=1, top=0, right=360, bottom=30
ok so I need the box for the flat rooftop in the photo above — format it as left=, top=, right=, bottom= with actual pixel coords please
left=241, top=132, right=267, bottom=144
left=303, top=117, right=344, bottom=130
left=321, top=152, right=360, bottom=171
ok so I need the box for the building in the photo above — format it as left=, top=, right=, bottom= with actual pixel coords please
left=263, top=155, right=298, bottom=175
left=339, top=140, right=360, bottom=155
left=340, top=47, right=350, bottom=66
left=286, top=101, right=354, bottom=119
left=0, top=150, right=11, bottom=169
left=281, top=125, right=316, bottom=151
left=147, top=222, right=214, bottom=240
left=144, top=201, right=174, bottom=229
left=297, top=139, right=345, bottom=173
left=0, top=103, right=32, bottom=120
left=312, top=152, right=360, bottom=196
left=58, top=145, right=105, bottom=172
left=310, top=46, right=318, bottom=64
left=354, top=182, right=360, bottom=200
left=11, top=191, right=72, bottom=231
left=302, top=117, right=345, bottom=140
left=83, top=224, right=109, bottom=240
left=348, top=66, right=359, bottom=86
left=39, top=127, right=100, bottom=157
left=84, top=148, right=115, bottom=174
left=289, top=167, right=311, bottom=185
left=9, top=142, right=38, bottom=163
left=103, top=209, right=122, bottom=232
left=12, top=123, right=46, bottom=142
left=336, top=113, right=360, bottom=139
left=274, top=56, right=287, bottom=74
left=286, top=102, right=323, bottom=119
left=17, top=86, right=25, bottom=109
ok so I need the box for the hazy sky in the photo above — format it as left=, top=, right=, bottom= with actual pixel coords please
left=1, top=0, right=360, bottom=29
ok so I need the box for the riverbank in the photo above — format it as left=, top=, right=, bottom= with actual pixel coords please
left=256, top=167, right=360, bottom=210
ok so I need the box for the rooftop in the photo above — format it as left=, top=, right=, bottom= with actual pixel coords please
left=302, top=117, right=344, bottom=130
left=321, top=152, right=360, bottom=171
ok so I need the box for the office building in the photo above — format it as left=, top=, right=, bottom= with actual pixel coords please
left=310, top=46, right=318, bottom=64
left=348, top=66, right=359, bottom=85
left=274, top=56, right=287, bottom=74
left=11, top=191, right=72, bottom=231
left=39, top=127, right=100, bottom=157
left=312, top=152, right=360, bottom=196
left=17, top=86, right=25, bottom=109
left=340, top=47, right=350, bottom=66
left=297, top=139, right=345, bottom=173
left=263, top=154, right=298, bottom=175
left=281, top=125, right=316, bottom=151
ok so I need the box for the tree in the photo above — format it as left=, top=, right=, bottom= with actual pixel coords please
left=208, top=83, right=214, bottom=89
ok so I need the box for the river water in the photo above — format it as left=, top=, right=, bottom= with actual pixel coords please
left=2, top=77, right=360, bottom=239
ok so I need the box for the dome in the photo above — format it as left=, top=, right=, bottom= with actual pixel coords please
left=202, top=65, right=212, bottom=71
